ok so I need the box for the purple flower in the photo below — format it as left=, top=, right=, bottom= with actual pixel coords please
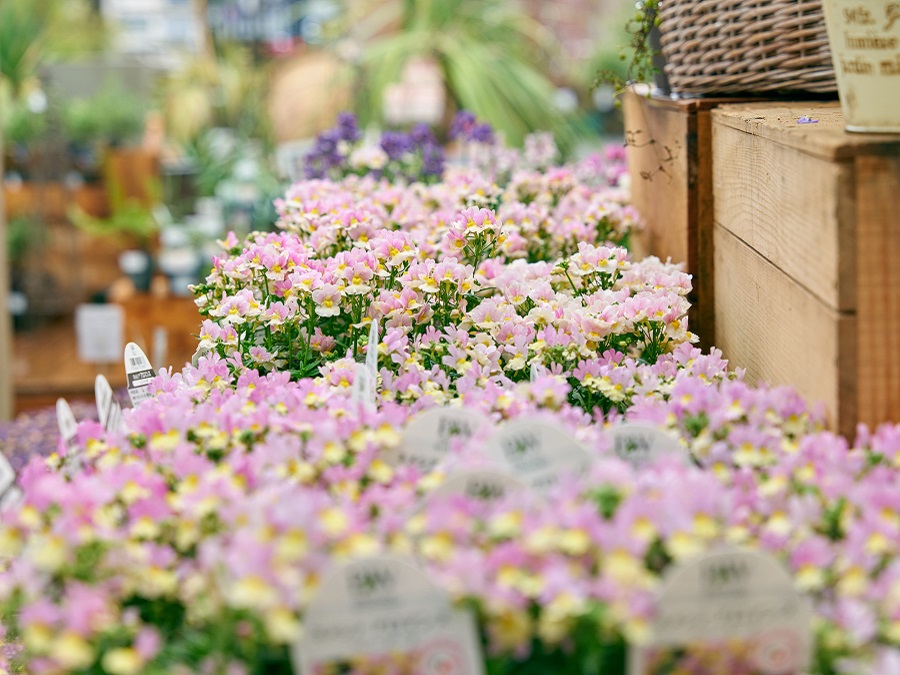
left=449, top=110, right=495, bottom=144
left=380, top=131, right=413, bottom=161
left=336, top=112, right=361, bottom=142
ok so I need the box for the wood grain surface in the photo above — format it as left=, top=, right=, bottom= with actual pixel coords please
left=855, top=155, right=900, bottom=428
left=714, top=224, right=856, bottom=436
left=713, top=121, right=857, bottom=311
left=712, top=103, right=900, bottom=160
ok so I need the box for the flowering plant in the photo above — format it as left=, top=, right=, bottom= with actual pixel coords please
left=3, top=361, right=900, bottom=674
left=303, top=112, right=445, bottom=184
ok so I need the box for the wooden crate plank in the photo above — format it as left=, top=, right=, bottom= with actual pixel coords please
left=714, top=224, right=856, bottom=437
left=623, top=89, right=693, bottom=267
left=694, top=108, right=716, bottom=359
left=712, top=103, right=900, bottom=161
left=855, top=154, right=900, bottom=427
left=713, top=121, right=857, bottom=312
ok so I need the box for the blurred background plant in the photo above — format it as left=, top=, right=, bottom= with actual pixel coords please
left=339, top=0, right=590, bottom=155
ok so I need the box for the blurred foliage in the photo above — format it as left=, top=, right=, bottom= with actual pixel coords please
left=6, top=216, right=45, bottom=263
left=345, top=0, right=587, bottom=153
left=62, top=80, right=146, bottom=147
left=0, top=0, right=107, bottom=95
left=2, top=101, right=47, bottom=146
left=592, top=0, right=661, bottom=96
left=69, top=161, right=161, bottom=244
left=160, top=44, right=273, bottom=150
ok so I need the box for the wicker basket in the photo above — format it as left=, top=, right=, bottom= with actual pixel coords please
left=657, top=0, right=837, bottom=96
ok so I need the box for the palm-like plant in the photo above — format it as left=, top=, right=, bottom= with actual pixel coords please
left=349, top=0, right=586, bottom=152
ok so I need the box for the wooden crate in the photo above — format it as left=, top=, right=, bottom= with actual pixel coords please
left=712, top=102, right=900, bottom=437
left=622, top=87, right=761, bottom=349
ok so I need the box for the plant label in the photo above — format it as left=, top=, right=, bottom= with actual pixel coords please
left=427, top=469, right=527, bottom=503
left=607, top=422, right=687, bottom=468
left=366, top=319, right=379, bottom=378
left=0, top=453, right=15, bottom=499
left=350, top=363, right=377, bottom=412
left=95, top=374, right=123, bottom=433
left=56, top=398, right=78, bottom=449
left=629, top=547, right=812, bottom=675
left=292, top=555, right=485, bottom=675
left=385, top=408, right=490, bottom=474
left=124, top=342, right=157, bottom=407
left=485, top=420, right=591, bottom=494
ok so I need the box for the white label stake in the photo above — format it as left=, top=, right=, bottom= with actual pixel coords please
left=56, top=398, right=79, bottom=449
left=385, top=408, right=490, bottom=474
left=293, top=555, right=485, bottom=675
left=95, top=374, right=123, bottom=433
left=124, top=342, right=157, bottom=408
left=485, top=420, right=592, bottom=494
left=607, top=422, right=688, bottom=468
left=629, top=547, right=812, bottom=675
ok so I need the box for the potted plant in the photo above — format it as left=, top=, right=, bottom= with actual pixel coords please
left=1, top=99, right=46, bottom=181
left=62, top=81, right=146, bottom=183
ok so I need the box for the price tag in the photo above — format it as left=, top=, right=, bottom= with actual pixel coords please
left=484, top=420, right=591, bottom=493
left=428, top=469, right=527, bottom=502
left=385, top=408, right=490, bottom=474
left=629, top=547, right=812, bottom=675
left=292, top=555, right=485, bottom=675
left=95, top=375, right=123, bottom=433
left=607, top=422, right=687, bottom=468
left=124, top=342, right=157, bottom=407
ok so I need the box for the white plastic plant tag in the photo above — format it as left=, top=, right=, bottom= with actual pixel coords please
left=124, top=342, right=157, bottom=407
left=607, top=422, right=687, bottom=468
left=428, top=469, right=527, bottom=503
left=485, top=420, right=592, bottom=494
left=350, top=363, right=377, bottom=412
left=629, top=547, right=813, bottom=675
left=95, top=374, right=123, bottom=433
left=56, top=398, right=78, bottom=449
left=530, top=362, right=540, bottom=382
left=0, top=453, right=15, bottom=497
left=385, top=408, right=490, bottom=473
left=366, top=319, right=379, bottom=378
left=0, top=485, right=23, bottom=512
left=74, top=303, right=124, bottom=363
left=292, top=555, right=485, bottom=675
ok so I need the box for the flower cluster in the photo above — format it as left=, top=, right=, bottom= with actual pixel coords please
left=3, top=360, right=900, bottom=673
left=192, top=230, right=692, bottom=414
left=4, top=116, right=899, bottom=675
left=303, top=112, right=445, bottom=184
